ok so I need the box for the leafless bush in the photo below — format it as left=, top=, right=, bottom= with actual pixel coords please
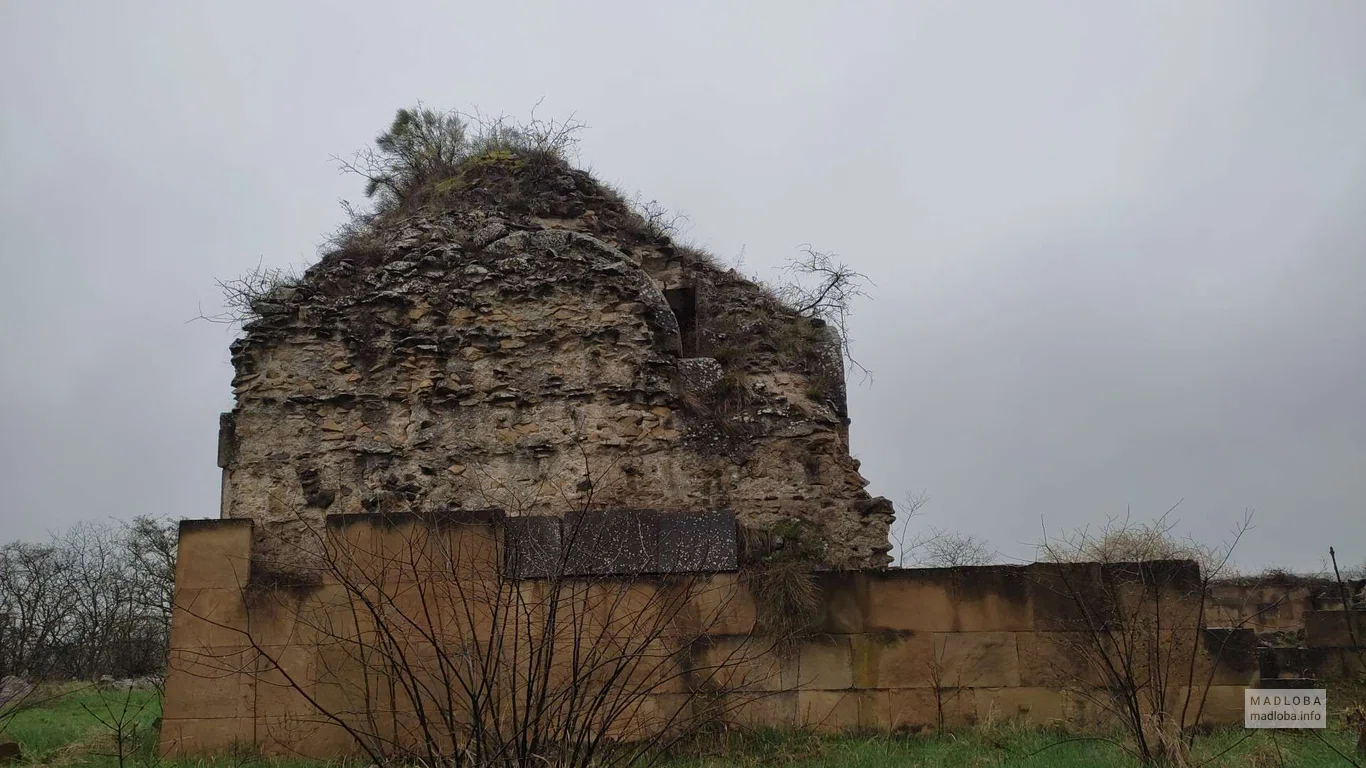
left=889, top=490, right=930, bottom=568
left=464, top=105, right=585, bottom=171
left=196, top=259, right=302, bottom=326
left=0, top=517, right=177, bottom=684
left=1040, top=504, right=1223, bottom=576
left=628, top=197, right=689, bottom=241
left=80, top=683, right=157, bottom=768
left=910, top=530, right=997, bottom=568
left=772, top=245, right=872, bottom=376
left=1036, top=508, right=1256, bottom=766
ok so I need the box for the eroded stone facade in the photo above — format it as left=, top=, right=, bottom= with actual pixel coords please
left=220, top=157, right=894, bottom=567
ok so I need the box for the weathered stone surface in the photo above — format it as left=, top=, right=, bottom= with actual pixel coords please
left=864, top=570, right=956, bottom=631
left=504, top=515, right=562, bottom=579
left=218, top=155, right=893, bottom=568
left=659, top=509, right=737, bottom=572
left=798, top=635, right=854, bottom=690
left=175, top=519, right=252, bottom=591
left=1202, top=627, right=1260, bottom=685
left=972, top=687, right=1066, bottom=724
left=796, top=689, right=860, bottom=733
left=931, top=631, right=1021, bottom=688
left=562, top=510, right=661, bottom=576
left=850, top=632, right=934, bottom=688
left=1305, top=609, right=1366, bottom=647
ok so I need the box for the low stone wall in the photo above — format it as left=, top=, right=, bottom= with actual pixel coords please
left=1272, top=610, right=1366, bottom=680
left=161, top=514, right=1258, bottom=758
left=1208, top=582, right=1321, bottom=633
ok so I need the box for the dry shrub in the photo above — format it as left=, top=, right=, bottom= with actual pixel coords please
left=737, top=520, right=826, bottom=646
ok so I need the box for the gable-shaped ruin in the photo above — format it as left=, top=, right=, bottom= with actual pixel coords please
left=218, top=154, right=895, bottom=568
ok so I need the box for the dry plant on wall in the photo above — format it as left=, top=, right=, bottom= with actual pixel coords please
left=736, top=519, right=825, bottom=650
left=1034, top=506, right=1259, bottom=766
left=772, top=245, right=872, bottom=379
left=195, top=258, right=304, bottom=326
left=171, top=463, right=787, bottom=766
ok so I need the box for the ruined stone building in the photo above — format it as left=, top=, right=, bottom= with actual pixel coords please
left=217, top=153, right=895, bottom=568
left=163, top=127, right=1279, bottom=758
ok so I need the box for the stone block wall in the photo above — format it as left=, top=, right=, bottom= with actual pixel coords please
left=1301, top=609, right=1366, bottom=679
left=1206, top=579, right=1346, bottom=633
left=161, top=515, right=1258, bottom=758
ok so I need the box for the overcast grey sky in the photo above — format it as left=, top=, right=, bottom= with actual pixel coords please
left=2, top=1, right=1363, bottom=571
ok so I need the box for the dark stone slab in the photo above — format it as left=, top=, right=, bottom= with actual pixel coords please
left=504, top=515, right=562, bottom=579
left=562, top=510, right=661, bottom=576
left=659, top=509, right=737, bottom=573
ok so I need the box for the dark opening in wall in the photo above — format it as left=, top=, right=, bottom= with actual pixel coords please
left=664, top=286, right=698, bottom=356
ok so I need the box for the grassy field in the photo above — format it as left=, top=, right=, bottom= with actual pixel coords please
left=1, top=685, right=1362, bottom=767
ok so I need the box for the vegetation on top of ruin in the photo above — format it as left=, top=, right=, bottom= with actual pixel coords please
left=211, top=104, right=872, bottom=379
left=334, top=104, right=586, bottom=219
left=203, top=104, right=882, bottom=541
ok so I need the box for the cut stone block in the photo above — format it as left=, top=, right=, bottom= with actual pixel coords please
left=798, top=635, right=854, bottom=690
left=851, top=631, right=935, bottom=688
left=659, top=509, right=737, bottom=572
left=504, top=515, right=562, bottom=578
left=176, top=519, right=253, bottom=590
left=932, top=631, right=1021, bottom=688
left=562, top=510, right=660, bottom=576
left=972, top=686, right=1065, bottom=724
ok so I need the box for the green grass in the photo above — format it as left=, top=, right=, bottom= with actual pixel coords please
left=660, top=725, right=1365, bottom=767
left=0, top=686, right=1362, bottom=767
left=2, top=685, right=161, bottom=766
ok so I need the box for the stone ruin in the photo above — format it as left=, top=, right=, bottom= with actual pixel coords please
left=217, top=153, right=895, bottom=568
left=164, top=150, right=1278, bottom=757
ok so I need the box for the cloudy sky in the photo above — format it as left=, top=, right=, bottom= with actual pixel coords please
left=2, top=1, right=1362, bottom=571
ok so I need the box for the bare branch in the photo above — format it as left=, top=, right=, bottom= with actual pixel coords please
left=771, top=245, right=872, bottom=377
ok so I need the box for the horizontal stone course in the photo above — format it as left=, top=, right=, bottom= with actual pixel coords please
left=163, top=518, right=1257, bottom=756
